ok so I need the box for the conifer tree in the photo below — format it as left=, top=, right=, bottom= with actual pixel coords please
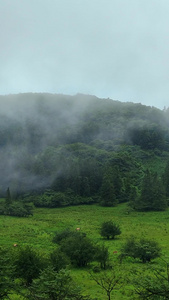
left=138, top=169, right=153, bottom=211
left=112, top=166, right=123, bottom=201
left=129, top=186, right=138, bottom=209
left=81, top=177, right=91, bottom=196
left=163, top=160, right=169, bottom=198
left=121, top=176, right=132, bottom=203
left=5, top=187, right=12, bottom=206
left=100, top=169, right=117, bottom=206
left=5, top=187, right=12, bottom=215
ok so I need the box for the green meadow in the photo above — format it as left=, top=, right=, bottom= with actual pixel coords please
left=1, top=203, right=169, bottom=299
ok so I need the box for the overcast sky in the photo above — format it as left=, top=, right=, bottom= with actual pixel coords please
left=1, top=0, right=169, bottom=109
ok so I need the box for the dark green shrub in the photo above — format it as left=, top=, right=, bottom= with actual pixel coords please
left=14, top=246, right=45, bottom=285
left=0, top=247, right=15, bottom=299
left=60, top=233, right=96, bottom=267
left=4, top=202, right=34, bottom=217
left=100, top=221, right=121, bottom=240
left=52, top=228, right=80, bottom=244
left=50, top=248, right=69, bottom=272
left=95, top=245, right=109, bottom=269
left=121, top=237, right=161, bottom=263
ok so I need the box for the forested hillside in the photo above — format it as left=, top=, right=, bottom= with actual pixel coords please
left=0, top=93, right=169, bottom=213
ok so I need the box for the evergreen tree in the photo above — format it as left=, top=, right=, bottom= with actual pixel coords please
left=128, top=186, right=138, bottom=209
left=163, top=160, right=169, bottom=198
left=81, top=177, right=91, bottom=196
left=121, top=176, right=132, bottom=203
left=137, top=170, right=153, bottom=211
left=100, top=169, right=117, bottom=207
left=5, top=187, right=12, bottom=206
left=112, top=166, right=123, bottom=202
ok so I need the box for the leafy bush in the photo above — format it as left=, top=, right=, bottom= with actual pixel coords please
left=52, top=228, right=80, bottom=244
left=0, top=247, right=15, bottom=299
left=33, top=191, right=69, bottom=208
left=0, top=201, right=34, bottom=217
left=94, top=245, right=109, bottom=269
left=60, top=233, right=96, bottom=267
left=14, top=246, right=45, bottom=285
left=8, top=202, right=34, bottom=217
left=121, top=237, right=161, bottom=263
left=0, top=202, right=5, bottom=215
left=100, top=221, right=121, bottom=240
left=50, top=248, right=70, bottom=272
left=32, top=190, right=95, bottom=208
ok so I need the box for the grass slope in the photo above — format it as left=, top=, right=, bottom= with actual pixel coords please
left=1, top=203, right=169, bottom=299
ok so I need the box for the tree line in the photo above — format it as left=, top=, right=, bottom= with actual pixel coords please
left=1, top=152, right=169, bottom=217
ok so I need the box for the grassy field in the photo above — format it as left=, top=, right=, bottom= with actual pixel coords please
left=1, top=202, right=169, bottom=299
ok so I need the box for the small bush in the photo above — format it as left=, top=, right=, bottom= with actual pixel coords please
left=100, top=221, right=121, bottom=240
left=52, top=228, right=80, bottom=244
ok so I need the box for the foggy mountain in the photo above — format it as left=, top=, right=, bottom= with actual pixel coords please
left=0, top=93, right=169, bottom=198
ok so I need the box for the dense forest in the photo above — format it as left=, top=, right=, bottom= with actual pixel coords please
left=0, top=93, right=169, bottom=215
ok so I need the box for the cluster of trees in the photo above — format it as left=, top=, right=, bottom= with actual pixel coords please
left=129, top=168, right=168, bottom=212
left=128, top=124, right=169, bottom=151
left=1, top=153, right=169, bottom=216
left=52, top=228, right=109, bottom=269
left=52, top=222, right=163, bottom=268
left=2, top=157, right=169, bottom=216
left=0, top=223, right=115, bottom=299
left=25, top=158, right=169, bottom=213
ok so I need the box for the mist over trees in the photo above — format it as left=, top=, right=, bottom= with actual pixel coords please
left=0, top=93, right=169, bottom=211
